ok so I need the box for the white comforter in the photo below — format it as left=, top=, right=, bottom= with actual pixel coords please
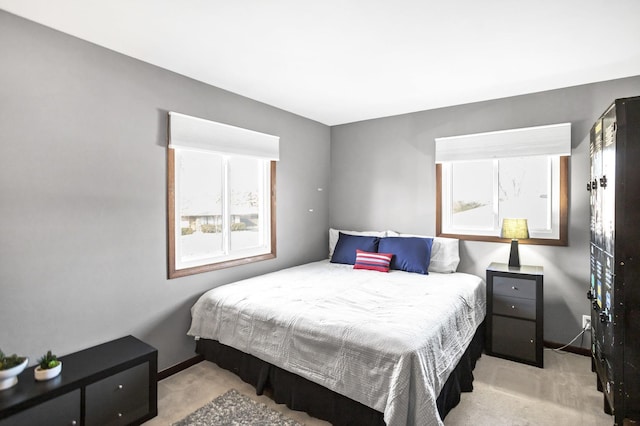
left=188, top=260, right=485, bottom=426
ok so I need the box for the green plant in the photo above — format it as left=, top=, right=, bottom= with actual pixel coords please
left=37, top=350, right=60, bottom=370
left=231, top=222, right=246, bottom=231
left=0, top=350, right=26, bottom=370
left=181, top=227, right=195, bottom=236
left=200, top=224, right=221, bottom=233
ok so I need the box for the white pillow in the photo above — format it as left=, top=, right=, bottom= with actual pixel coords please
left=328, top=228, right=387, bottom=258
left=386, top=231, right=460, bottom=273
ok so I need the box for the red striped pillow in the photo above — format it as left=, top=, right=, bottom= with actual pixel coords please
left=353, top=249, right=393, bottom=272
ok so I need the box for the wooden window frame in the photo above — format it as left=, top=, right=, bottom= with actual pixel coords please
left=167, top=150, right=276, bottom=279
left=436, top=156, right=568, bottom=246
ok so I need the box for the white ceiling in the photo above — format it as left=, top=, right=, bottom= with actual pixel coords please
left=2, top=1, right=640, bottom=125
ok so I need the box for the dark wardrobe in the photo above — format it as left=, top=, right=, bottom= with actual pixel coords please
left=587, top=96, right=640, bottom=425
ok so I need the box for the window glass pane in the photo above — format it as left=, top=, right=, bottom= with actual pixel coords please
left=498, top=156, right=550, bottom=230
left=178, top=150, right=223, bottom=262
left=229, top=156, right=263, bottom=251
left=451, top=161, right=493, bottom=229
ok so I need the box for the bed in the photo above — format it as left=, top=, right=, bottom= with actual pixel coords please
left=188, top=231, right=486, bottom=426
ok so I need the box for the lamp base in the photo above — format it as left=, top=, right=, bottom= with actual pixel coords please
left=508, top=239, right=521, bottom=268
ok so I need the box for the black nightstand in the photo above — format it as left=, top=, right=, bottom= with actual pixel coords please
left=486, top=262, right=544, bottom=368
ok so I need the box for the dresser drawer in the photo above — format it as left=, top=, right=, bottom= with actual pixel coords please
left=493, top=276, right=536, bottom=299
left=85, top=363, right=149, bottom=426
left=0, top=390, right=80, bottom=426
left=493, top=294, right=536, bottom=320
left=492, top=316, right=537, bottom=363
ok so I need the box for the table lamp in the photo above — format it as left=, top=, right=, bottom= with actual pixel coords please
left=501, top=218, right=529, bottom=268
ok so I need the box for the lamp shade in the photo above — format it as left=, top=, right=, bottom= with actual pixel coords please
left=501, top=218, right=529, bottom=240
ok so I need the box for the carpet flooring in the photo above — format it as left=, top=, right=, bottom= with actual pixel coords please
left=145, top=349, right=613, bottom=426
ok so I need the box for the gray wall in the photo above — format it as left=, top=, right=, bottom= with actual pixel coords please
left=0, top=11, right=330, bottom=370
left=330, top=75, right=640, bottom=349
left=3, top=9, right=640, bottom=370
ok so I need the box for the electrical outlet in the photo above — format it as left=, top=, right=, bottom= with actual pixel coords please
left=582, top=315, right=591, bottom=330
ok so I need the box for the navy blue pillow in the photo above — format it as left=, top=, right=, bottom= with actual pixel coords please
left=378, top=237, right=434, bottom=274
left=330, top=233, right=380, bottom=265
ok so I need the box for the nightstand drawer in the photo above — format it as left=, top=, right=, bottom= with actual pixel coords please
left=493, top=294, right=536, bottom=320
left=492, top=316, right=537, bottom=363
left=493, top=276, right=536, bottom=299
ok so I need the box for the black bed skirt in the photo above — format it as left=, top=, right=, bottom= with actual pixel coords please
left=195, top=322, right=484, bottom=425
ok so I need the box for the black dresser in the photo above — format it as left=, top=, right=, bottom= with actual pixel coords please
left=0, top=335, right=157, bottom=426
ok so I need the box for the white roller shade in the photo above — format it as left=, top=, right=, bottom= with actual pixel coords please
left=435, top=122, right=571, bottom=163
left=169, top=111, right=280, bottom=161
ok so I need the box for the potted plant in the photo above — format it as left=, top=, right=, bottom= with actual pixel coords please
left=0, top=350, right=28, bottom=390
left=34, top=350, right=62, bottom=381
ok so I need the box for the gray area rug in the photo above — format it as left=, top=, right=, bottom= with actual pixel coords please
left=172, top=389, right=304, bottom=426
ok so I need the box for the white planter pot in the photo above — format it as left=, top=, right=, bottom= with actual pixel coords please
left=0, top=358, right=28, bottom=390
left=34, top=362, right=62, bottom=381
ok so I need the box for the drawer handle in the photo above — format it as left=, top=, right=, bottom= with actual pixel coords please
left=118, top=384, right=124, bottom=390
left=511, top=305, right=515, bottom=309
left=71, top=421, right=77, bottom=426
left=511, top=286, right=518, bottom=290
left=530, top=339, right=534, bottom=344
left=118, top=413, right=123, bottom=418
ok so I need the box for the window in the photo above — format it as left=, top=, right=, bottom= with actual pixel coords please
left=167, top=112, right=278, bottom=278
left=435, top=123, right=570, bottom=246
